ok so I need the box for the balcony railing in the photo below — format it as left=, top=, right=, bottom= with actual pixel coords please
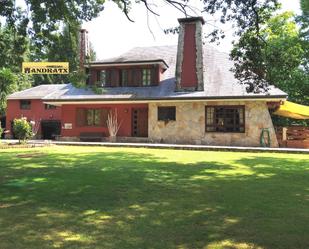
left=275, top=126, right=309, bottom=149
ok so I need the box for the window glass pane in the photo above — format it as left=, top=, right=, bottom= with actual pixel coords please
left=94, top=110, right=101, bottom=125
left=87, top=110, right=94, bottom=125
left=45, top=104, right=56, bottom=110
left=206, top=107, right=214, bottom=125
left=206, top=106, right=245, bottom=133
left=158, top=107, right=176, bottom=121
left=142, top=69, right=151, bottom=86
left=20, top=100, right=31, bottom=110
left=217, top=117, right=224, bottom=126
left=100, top=70, right=106, bottom=86
left=238, top=108, right=244, bottom=124
left=85, top=109, right=101, bottom=126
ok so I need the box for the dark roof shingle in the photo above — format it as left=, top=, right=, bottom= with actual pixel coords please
left=9, top=45, right=287, bottom=101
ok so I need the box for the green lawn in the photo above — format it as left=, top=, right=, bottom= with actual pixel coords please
left=0, top=146, right=308, bottom=249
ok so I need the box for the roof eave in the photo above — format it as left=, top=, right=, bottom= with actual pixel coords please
left=43, top=94, right=288, bottom=103
left=7, top=96, right=44, bottom=100
left=86, top=59, right=169, bottom=69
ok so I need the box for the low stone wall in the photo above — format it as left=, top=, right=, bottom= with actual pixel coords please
left=59, top=136, right=80, bottom=142
left=59, top=136, right=150, bottom=143
left=148, top=101, right=279, bottom=147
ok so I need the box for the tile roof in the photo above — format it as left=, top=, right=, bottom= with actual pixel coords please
left=7, top=84, right=67, bottom=100
left=8, top=45, right=287, bottom=101
left=92, top=45, right=176, bottom=68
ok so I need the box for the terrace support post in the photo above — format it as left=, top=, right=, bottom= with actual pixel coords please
left=282, top=127, right=287, bottom=147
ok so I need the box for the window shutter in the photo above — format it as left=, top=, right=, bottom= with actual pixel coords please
left=100, top=108, right=110, bottom=127
left=85, top=68, right=90, bottom=85
left=105, top=70, right=111, bottom=87
left=132, top=69, right=142, bottom=86
left=128, top=70, right=134, bottom=86
left=121, top=69, right=128, bottom=87
left=110, top=69, right=120, bottom=87
left=96, top=70, right=100, bottom=84
left=76, top=108, right=86, bottom=127
left=151, top=66, right=158, bottom=86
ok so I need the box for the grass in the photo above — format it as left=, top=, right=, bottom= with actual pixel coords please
left=0, top=146, right=308, bottom=249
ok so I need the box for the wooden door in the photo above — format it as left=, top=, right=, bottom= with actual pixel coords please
left=132, top=108, right=148, bottom=137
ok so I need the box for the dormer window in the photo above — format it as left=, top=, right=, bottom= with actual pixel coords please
left=142, top=69, right=151, bottom=86
left=91, top=64, right=162, bottom=87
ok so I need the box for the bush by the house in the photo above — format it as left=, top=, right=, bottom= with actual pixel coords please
left=13, top=118, right=33, bottom=143
left=0, top=125, right=3, bottom=139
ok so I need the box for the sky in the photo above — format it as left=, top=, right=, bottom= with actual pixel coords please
left=83, top=0, right=301, bottom=60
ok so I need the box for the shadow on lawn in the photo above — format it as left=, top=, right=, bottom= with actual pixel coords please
left=0, top=149, right=308, bottom=249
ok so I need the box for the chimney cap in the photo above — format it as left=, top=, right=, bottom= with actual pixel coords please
left=80, top=29, right=88, bottom=33
left=178, top=16, right=205, bottom=25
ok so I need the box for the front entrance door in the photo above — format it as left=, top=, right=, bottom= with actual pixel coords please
left=41, top=120, right=61, bottom=140
left=132, top=108, right=148, bottom=137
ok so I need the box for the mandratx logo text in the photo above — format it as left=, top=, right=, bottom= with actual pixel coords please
left=22, top=62, right=69, bottom=74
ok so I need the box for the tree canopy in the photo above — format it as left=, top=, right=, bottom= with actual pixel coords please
left=0, top=68, right=31, bottom=114
left=231, top=10, right=309, bottom=125
left=301, top=0, right=309, bottom=14
left=30, top=22, right=82, bottom=86
left=0, top=24, right=32, bottom=115
left=231, top=11, right=309, bottom=98
left=0, top=0, right=308, bottom=116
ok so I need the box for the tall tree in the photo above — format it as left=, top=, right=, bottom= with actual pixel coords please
left=231, top=11, right=309, bottom=126
left=301, top=0, right=309, bottom=14
left=223, top=2, right=281, bottom=93
left=0, top=0, right=104, bottom=50
left=0, top=23, right=32, bottom=114
left=0, top=20, right=29, bottom=70
left=232, top=12, right=308, bottom=102
left=30, top=21, right=82, bottom=85
left=0, top=68, right=32, bottom=115
left=299, top=0, right=309, bottom=71
left=231, top=12, right=309, bottom=96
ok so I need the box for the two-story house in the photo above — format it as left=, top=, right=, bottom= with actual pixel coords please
left=6, top=17, right=287, bottom=147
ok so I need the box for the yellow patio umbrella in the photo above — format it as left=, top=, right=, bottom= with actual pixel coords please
left=273, top=101, right=309, bottom=119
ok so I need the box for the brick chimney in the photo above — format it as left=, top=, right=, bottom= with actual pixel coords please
left=175, top=17, right=205, bottom=91
left=79, top=29, right=89, bottom=70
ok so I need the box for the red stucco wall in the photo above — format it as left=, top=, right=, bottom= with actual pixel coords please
left=180, top=23, right=198, bottom=88
left=6, top=100, right=148, bottom=138
left=61, top=103, right=148, bottom=137
left=6, top=99, right=62, bottom=135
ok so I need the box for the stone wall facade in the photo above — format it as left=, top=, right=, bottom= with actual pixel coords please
left=148, top=101, right=279, bottom=147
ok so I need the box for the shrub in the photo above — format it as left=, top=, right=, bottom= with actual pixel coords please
left=13, top=118, right=33, bottom=143
left=0, top=126, right=3, bottom=139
